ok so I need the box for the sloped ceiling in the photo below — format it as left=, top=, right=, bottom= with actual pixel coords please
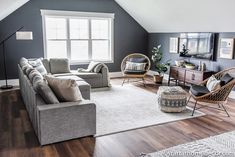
left=0, top=0, right=29, bottom=21
left=115, top=0, right=235, bottom=33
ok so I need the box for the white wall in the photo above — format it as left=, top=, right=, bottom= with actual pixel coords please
left=115, top=0, right=235, bottom=33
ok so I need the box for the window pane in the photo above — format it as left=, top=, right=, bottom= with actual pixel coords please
left=70, top=19, right=89, bottom=39
left=47, top=41, right=67, bottom=58
left=46, top=17, right=67, bottom=39
left=92, top=40, right=110, bottom=60
left=91, top=19, right=109, bottom=39
left=71, top=41, right=89, bottom=61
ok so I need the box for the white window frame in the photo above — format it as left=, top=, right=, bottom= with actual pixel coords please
left=41, top=9, right=115, bottom=64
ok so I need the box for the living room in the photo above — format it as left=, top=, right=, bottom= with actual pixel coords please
left=1, top=0, right=235, bottom=157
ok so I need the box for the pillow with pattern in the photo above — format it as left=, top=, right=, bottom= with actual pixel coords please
left=125, top=61, right=146, bottom=71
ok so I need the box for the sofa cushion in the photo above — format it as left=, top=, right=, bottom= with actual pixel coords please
left=34, top=81, right=59, bottom=104
left=45, top=76, right=83, bottom=102
left=206, top=75, right=221, bottom=91
left=52, top=73, right=73, bottom=77
left=220, top=73, right=233, bottom=86
left=73, top=72, right=102, bottom=79
left=50, top=58, right=70, bottom=74
left=129, top=57, right=148, bottom=63
left=124, top=70, right=147, bottom=75
left=55, top=75, right=84, bottom=81
left=42, top=59, right=51, bottom=73
left=28, top=58, right=48, bottom=76
left=190, top=85, right=210, bottom=96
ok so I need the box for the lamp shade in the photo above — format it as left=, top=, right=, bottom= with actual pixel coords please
left=16, top=31, right=33, bottom=40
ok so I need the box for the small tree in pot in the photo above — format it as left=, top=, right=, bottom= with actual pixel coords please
left=151, top=45, right=171, bottom=84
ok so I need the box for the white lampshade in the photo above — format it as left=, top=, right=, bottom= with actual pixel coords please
left=16, top=31, right=33, bottom=40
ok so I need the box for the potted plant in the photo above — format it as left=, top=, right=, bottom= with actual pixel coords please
left=151, top=45, right=171, bottom=84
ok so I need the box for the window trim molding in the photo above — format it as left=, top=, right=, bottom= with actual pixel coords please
left=41, top=9, right=115, bottom=64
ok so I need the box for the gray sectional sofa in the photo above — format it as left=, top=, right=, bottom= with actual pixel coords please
left=18, top=58, right=109, bottom=145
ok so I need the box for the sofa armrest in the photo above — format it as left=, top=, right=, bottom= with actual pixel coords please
left=101, top=66, right=110, bottom=87
left=37, top=100, right=96, bottom=145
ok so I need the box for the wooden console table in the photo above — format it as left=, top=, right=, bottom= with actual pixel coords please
left=168, top=66, right=214, bottom=86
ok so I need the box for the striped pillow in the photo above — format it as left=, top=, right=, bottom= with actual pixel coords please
left=206, top=75, right=221, bottom=91
left=125, top=61, right=146, bottom=71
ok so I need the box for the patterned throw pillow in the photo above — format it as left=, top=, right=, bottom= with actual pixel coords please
left=125, top=61, right=147, bottom=71
left=28, top=58, right=47, bottom=76
left=206, top=75, right=221, bottom=91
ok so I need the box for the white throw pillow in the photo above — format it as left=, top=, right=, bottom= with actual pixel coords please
left=45, top=76, right=83, bottom=102
left=87, top=61, right=101, bottom=72
left=28, top=58, right=47, bottom=76
left=125, top=61, right=146, bottom=71
left=206, top=75, right=221, bottom=91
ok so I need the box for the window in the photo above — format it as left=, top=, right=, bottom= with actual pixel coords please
left=41, top=10, right=114, bottom=64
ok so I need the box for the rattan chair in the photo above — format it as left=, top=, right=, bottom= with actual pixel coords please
left=188, top=67, right=235, bottom=117
left=121, top=53, right=151, bottom=86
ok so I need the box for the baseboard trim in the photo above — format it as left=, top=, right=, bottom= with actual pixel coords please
left=109, top=72, right=123, bottom=78
left=0, top=79, right=19, bottom=86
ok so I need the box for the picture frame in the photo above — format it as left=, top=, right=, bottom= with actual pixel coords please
left=219, top=38, right=234, bottom=59
left=169, top=37, right=179, bottom=53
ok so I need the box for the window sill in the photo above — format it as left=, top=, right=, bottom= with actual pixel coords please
left=70, top=60, right=114, bottom=65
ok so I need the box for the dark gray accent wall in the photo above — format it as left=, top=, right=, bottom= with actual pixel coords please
left=0, top=0, right=148, bottom=79
left=148, top=33, right=235, bottom=72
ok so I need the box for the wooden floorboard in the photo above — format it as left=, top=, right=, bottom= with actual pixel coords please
left=1, top=78, right=235, bottom=157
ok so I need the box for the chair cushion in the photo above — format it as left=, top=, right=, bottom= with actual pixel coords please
left=125, top=61, right=147, bottom=71
left=129, top=57, right=147, bottom=63
left=50, top=58, right=70, bottom=74
left=206, top=75, right=221, bottom=91
left=220, top=73, right=233, bottom=86
left=190, top=85, right=210, bottom=96
left=124, top=70, right=147, bottom=75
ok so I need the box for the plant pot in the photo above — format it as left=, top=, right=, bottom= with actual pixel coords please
left=153, top=75, right=163, bottom=84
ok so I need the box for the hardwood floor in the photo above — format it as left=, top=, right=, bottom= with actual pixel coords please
left=1, top=78, right=235, bottom=157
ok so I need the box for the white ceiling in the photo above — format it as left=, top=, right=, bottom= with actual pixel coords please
left=0, top=0, right=29, bottom=21
left=115, top=0, right=235, bottom=33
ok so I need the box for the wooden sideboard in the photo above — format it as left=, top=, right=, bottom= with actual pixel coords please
left=168, top=66, right=214, bottom=86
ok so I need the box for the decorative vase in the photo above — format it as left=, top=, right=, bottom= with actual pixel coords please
left=153, top=75, right=163, bottom=84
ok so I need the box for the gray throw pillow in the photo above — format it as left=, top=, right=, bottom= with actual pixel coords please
left=22, top=63, right=33, bottom=74
left=45, top=75, right=83, bottom=102
left=49, top=58, right=70, bottom=74
left=28, top=69, right=43, bottom=83
left=25, top=66, right=35, bottom=76
left=34, top=81, right=59, bottom=104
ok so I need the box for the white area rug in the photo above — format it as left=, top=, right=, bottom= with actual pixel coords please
left=91, top=85, right=204, bottom=137
left=146, top=130, right=235, bottom=157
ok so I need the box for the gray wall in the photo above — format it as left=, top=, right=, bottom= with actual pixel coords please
left=0, top=0, right=148, bottom=79
left=148, top=33, right=235, bottom=72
